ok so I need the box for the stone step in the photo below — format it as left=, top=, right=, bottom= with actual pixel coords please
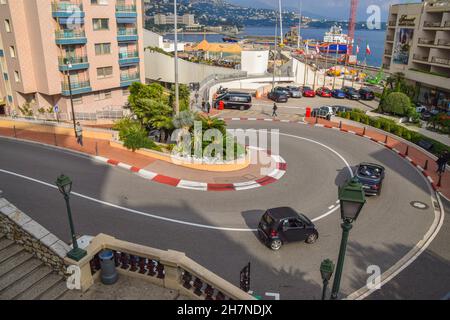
left=0, top=244, right=23, bottom=264
left=0, top=250, right=33, bottom=278
left=37, top=280, right=69, bottom=300
left=0, top=238, right=14, bottom=251
left=0, top=258, right=42, bottom=291
left=0, top=264, right=53, bottom=300
left=15, top=272, right=64, bottom=300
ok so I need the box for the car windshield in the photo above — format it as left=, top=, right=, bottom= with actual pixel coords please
left=358, top=165, right=382, bottom=179
left=303, top=87, right=312, bottom=91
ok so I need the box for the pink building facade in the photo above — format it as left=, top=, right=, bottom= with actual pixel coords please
left=0, top=0, right=145, bottom=120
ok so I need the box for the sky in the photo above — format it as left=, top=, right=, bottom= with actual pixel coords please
left=228, top=0, right=422, bottom=21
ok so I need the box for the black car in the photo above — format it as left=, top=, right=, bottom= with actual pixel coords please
left=268, top=89, right=289, bottom=103
left=257, top=207, right=319, bottom=251
left=342, top=87, right=361, bottom=100
left=214, top=92, right=252, bottom=110
left=359, top=88, right=375, bottom=100
left=354, top=163, right=385, bottom=195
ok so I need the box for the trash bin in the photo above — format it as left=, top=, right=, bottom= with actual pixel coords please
left=99, top=250, right=118, bottom=285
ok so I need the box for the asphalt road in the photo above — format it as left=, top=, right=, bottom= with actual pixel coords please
left=0, top=121, right=440, bottom=300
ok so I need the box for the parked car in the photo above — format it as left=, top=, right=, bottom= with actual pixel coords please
left=331, top=89, right=346, bottom=99
left=342, top=87, right=361, bottom=100
left=333, top=105, right=353, bottom=113
left=316, top=87, right=332, bottom=98
left=311, top=106, right=334, bottom=120
left=415, top=103, right=427, bottom=113
left=421, top=111, right=433, bottom=121
left=285, top=86, right=302, bottom=98
left=354, top=163, right=385, bottom=196
left=268, top=89, right=289, bottom=103
left=358, top=88, right=375, bottom=100
left=257, top=207, right=319, bottom=251
left=214, top=92, right=252, bottom=110
left=302, top=86, right=316, bottom=97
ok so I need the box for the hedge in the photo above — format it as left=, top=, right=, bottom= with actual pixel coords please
left=337, top=112, right=450, bottom=157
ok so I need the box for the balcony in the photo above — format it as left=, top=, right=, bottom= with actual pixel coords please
left=58, top=56, right=89, bottom=71
left=423, top=21, right=443, bottom=28
left=61, top=80, right=91, bottom=96
left=120, top=72, right=140, bottom=87
left=413, top=54, right=429, bottom=63
left=418, top=38, right=435, bottom=46
left=388, top=21, right=396, bottom=27
left=437, top=39, right=450, bottom=47
left=119, top=51, right=140, bottom=66
left=426, top=1, right=450, bottom=12
left=386, top=36, right=394, bottom=42
left=117, top=28, right=138, bottom=42
left=52, top=2, right=85, bottom=18
left=55, top=30, right=87, bottom=45
left=116, top=4, right=137, bottom=19
left=384, top=49, right=392, bottom=56
left=431, top=57, right=450, bottom=67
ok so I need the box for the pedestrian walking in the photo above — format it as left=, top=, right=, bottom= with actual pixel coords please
left=206, top=101, right=211, bottom=114
left=436, top=151, right=449, bottom=174
left=201, top=99, right=206, bottom=112
left=195, top=90, right=199, bottom=104
left=75, top=122, right=83, bottom=147
left=272, top=103, right=278, bottom=117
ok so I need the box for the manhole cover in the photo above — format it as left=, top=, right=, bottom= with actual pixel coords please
left=410, top=201, right=429, bottom=210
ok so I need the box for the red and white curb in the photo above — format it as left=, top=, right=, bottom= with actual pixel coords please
left=312, top=123, right=440, bottom=191
left=93, top=153, right=287, bottom=192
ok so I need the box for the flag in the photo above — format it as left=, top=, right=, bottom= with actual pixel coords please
left=315, top=44, right=320, bottom=54
left=366, top=44, right=371, bottom=55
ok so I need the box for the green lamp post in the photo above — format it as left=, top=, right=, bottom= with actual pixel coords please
left=330, top=177, right=366, bottom=300
left=320, top=259, right=335, bottom=300
left=56, top=174, right=87, bottom=261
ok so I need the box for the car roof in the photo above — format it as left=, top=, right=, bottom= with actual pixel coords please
left=358, top=162, right=385, bottom=170
left=266, top=207, right=300, bottom=220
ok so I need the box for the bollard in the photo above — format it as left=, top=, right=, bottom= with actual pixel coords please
left=99, top=250, right=118, bottom=285
left=424, top=159, right=428, bottom=170
left=95, top=142, right=99, bottom=156
left=437, top=172, right=442, bottom=187
left=315, top=116, right=319, bottom=124
left=54, top=132, right=58, bottom=146
left=339, top=121, right=342, bottom=129
left=384, top=135, right=388, bottom=144
left=405, top=146, right=409, bottom=156
left=13, top=125, right=17, bottom=138
left=363, top=127, right=366, bottom=135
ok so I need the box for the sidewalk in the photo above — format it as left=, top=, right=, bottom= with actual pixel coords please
left=304, top=117, right=450, bottom=199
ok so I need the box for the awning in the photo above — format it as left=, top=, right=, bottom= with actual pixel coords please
left=117, top=18, right=136, bottom=24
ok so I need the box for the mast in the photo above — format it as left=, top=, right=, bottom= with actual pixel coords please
left=278, top=0, right=283, bottom=45
left=297, top=0, right=302, bottom=49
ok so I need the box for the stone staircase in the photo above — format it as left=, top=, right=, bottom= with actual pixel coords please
left=0, top=233, right=69, bottom=300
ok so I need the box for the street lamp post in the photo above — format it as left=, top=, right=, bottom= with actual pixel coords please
left=330, top=177, right=366, bottom=300
left=56, top=174, right=87, bottom=261
left=64, top=59, right=77, bottom=137
left=173, top=0, right=180, bottom=115
left=320, top=259, right=335, bottom=300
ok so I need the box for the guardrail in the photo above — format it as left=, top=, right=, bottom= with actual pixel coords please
left=68, top=234, right=255, bottom=300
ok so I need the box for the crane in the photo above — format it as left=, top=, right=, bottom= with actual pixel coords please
left=348, top=0, right=358, bottom=55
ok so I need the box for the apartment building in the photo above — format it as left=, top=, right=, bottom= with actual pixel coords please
left=153, top=13, right=195, bottom=26
left=383, top=0, right=450, bottom=112
left=0, top=0, right=145, bottom=120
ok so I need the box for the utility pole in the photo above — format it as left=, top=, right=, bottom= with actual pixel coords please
left=272, top=14, right=278, bottom=90
left=174, top=0, right=180, bottom=115
left=278, top=0, right=283, bottom=45
left=297, top=0, right=302, bottom=49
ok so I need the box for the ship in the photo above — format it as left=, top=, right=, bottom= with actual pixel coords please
left=306, top=25, right=353, bottom=54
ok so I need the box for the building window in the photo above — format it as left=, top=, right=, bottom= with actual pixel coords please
left=0, top=49, right=4, bottom=57
left=97, top=66, right=113, bottom=79
left=9, top=46, right=15, bottom=58
left=93, top=18, right=109, bottom=31
left=95, top=43, right=111, bottom=55
left=0, top=0, right=7, bottom=4
left=94, top=90, right=112, bottom=101
left=14, top=71, right=20, bottom=82
left=3, top=73, right=8, bottom=80
left=4, top=19, right=11, bottom=33
left=72, top=96, right=83, bottom=105
left=7, top=95, right=12, bottom=103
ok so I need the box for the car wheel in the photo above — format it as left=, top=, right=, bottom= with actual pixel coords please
left=306, top=233, right=318, bottom=244
left=240, top=105, right=245, bottom=111
left=269, top=239, right=282, bottom=251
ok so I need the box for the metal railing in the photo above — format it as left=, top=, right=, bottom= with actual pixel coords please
left=116, top=5, right=136, bottom=12
left=437, top=39, right=450, bottom=47
left=119, top=51, right=139, bottom=59
left=117, top=28, right=137, bottom=36
left=61, top=80, right=90, bottom=91
left=120, top=72, right=140, bottom=82
left=413, top=54, right=429, bottom=62
left=58, top=55, right=88, bottom=65
left=52, top=1, right=83, bottom=12
left=431, top=56, right=450, bottom=66
left=424, top=21, right=442, bottom=28
left=55, top=29, right=86, bottom=39
left=75, top=110, right=125, bottom=121
left=418, top=38, right=435, bottom=45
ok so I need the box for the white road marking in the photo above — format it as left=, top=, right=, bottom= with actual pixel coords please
left=177, top=180, right=208, bottom=191
left=328, top=205, right=335, bottom=210
left=265, top=292, right=281, bottom=300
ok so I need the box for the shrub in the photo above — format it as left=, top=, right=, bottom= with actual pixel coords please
left=402, top=130, right=412, bottom=141
left=116, top=118, right=160, bottom=152
left=350, top=112, right=361, bottom=122
left=360, top=114, right=370, bottom=125
left=392, top=125, right=404, bottom=137
left=383, top=92, right=412, bottom=116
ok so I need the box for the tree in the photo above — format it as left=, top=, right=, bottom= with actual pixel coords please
left=114, top=118, right=159, bottom=152
left=382, top=92, right=412, bottom=116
